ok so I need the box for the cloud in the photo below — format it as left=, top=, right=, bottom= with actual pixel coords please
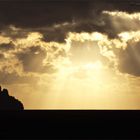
left=1, top=25, right=140, bottom=79
left=0, top=31, right=67, bottom=75
left=102, top=11, right=140, bottom=38
left=2, top=9, right=140, bottom=44
left=0, top=25, right=28, bottom=39
left=65, top=32, right=121, bottom=71
left=0, top=71, right=38, bottom=85
left=68, top=38, right=109, bottom=67
left=63, top=28, right=140, bottom=78
left=1, top=2, right=140, bottom=109
left=0, top=31, right=68, bottom=85
left=0, top=42, right=15, bottom=51
left=1, top=10, right=140, bottom=92
left=116, top=41, right=140, bottom=76
left=0, top=35, right=11, bottom=44
left=0, top=1, right=140, bottom=44
left=0, top=53, right=4, bottom=59
left=16, top=46, right=51, bottom=73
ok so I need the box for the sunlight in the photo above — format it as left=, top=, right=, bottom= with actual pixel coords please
left=83, top=61, right=103, bottom=71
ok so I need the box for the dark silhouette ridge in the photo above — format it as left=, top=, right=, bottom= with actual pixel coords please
left=0, top=86, right=24, bottom=110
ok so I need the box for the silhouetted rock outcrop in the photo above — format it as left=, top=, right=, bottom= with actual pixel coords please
left=0, top=86, right=24, bottom=110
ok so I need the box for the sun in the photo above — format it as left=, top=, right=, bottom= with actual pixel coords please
left=83, top=61, right=103, bottom=71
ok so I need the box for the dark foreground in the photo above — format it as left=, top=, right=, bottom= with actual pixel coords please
left=0, top=110, right=140, bottom=139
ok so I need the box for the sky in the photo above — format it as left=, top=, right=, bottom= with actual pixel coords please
left=1, top=0, right=140, bottom=109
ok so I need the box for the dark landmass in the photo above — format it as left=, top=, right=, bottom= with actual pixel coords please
left=0, top=86, right=24, bottom=110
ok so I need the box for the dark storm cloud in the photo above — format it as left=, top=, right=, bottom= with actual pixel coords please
left=0, top=0, right=139, bottom=27
left=0, top=0, right=140, bottom=42
left=0, top=26, right=28, bottom=39
left=0, top=1, right=91, bottom=28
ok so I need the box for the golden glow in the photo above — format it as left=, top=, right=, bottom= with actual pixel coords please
left=67, top=32, right=107, bottom=42
left=82, top=61, right=103, bottom=71
left=41, top=57, right=133, bottom=109
left=103, top=11, right=140, bottom=20
left=119, top=31, right=140, bottom=42
left=1, top=21, right=140, bottom=109
left=0, top=36, right=11, bottom=44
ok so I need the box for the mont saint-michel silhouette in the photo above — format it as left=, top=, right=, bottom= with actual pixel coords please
left=0, top=86, right=24, bottom=110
